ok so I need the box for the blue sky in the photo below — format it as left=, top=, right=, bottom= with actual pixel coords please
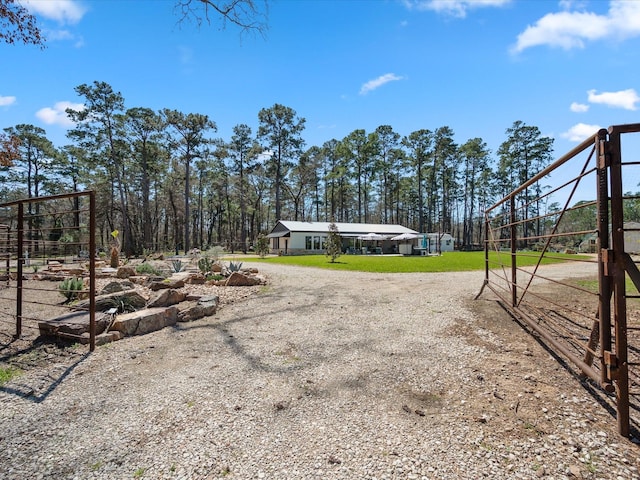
left=1, top=0, right=640, bottom=184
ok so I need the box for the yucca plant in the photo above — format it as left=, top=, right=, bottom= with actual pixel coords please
left=59, top=277, right=85, bottom=302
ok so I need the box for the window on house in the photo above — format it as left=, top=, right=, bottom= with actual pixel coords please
left=305, top=236, right=312, bottom=250
left=321, top=236, right=327, bottom=250
left=314, top=236, right=320, bottom=250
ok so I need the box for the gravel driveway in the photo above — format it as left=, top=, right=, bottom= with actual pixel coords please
left=1, top=262, right=638, bottom=479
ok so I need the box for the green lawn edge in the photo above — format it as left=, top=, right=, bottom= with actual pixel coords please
left=249, top=251, right=587, bottom=273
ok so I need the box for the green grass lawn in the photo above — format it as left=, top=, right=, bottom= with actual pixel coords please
left=251, top=251, right=582, bottom=273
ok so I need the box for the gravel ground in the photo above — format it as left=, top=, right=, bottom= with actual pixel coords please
left=0, top=261, right=639, bottom=480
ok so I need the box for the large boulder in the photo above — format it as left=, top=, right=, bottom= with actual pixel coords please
left=110, top=306, right=178, bottom=336
left=225, top=271, right=262, bottom=287
left=101, top=280, right=135, bottom=294
left=185, top=273, right=207, bottom=285
left=177, top=295, right=219, bottom=322
left=73, top=289, right=148, bottom=312
left=147, top=288, right=186, bottom=308
left=116, top=265, right=137, bottom=278
left=39, top=311, right=112, bottom=337
left=148, top=278, right=185, bottom=291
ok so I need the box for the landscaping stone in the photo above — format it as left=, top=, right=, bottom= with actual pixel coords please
left=73, top=289, right=148, bottom=312
left=110, top=306, right=178, bottom=336
left=185, top=273, right=207, bottom=284
left=148, top=278, right=185, bottom=291
left=101, top=280, right=135, bottom=294
left=33, top=273, right=66, bottom=281
left=116, top=265, right=137, bottom=278
left=177, top=295, right=219, bottom=322
left=225, top=271, right=262, bottom=286
left=147, top=288, right=186, bottom=308
left=61, top=268, right=86, bottom=276
left=38, top=310, right=112, bottom=338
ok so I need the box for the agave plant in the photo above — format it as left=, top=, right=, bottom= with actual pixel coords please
left=228, top=261, right=243, bottom=272
left=171, top=259, right=185, bottom=273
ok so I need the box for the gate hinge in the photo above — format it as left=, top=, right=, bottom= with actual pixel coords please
left=601, top=249, right=615, bottom=276
left=604, top=350, right=619, bottom=381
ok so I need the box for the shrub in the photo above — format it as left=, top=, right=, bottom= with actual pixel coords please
left=136, top=263, right=160, bottom=276
left=209, top=246, right=225, bottom=261
left=59, top=277, right=85, bottom=302
left=255, top=234, right=269, bottom=258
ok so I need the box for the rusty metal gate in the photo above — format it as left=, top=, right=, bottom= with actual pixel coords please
left=0, top=191, right=97, bottom=351
left=479, top=124, right=640, bottom=438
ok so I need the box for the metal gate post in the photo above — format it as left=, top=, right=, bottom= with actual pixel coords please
left=607, top=126, right=630, bottom=438
left=89, top=192, right=96, bottom=352
left=510, top=196, right=517, bottom=307
left=484, top=214, right=489, bottom=284
left=596, top=129, right=612, bottom=384
left=15, top=202, right=23, bottom=339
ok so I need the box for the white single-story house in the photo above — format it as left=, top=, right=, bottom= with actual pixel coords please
left=578, top=222, right=640, bottom=254
left=418, top=233, right=455, bottom=254
left=624, top=221, right=640, bottom=254
left=266, top=220, right=419, bottom=255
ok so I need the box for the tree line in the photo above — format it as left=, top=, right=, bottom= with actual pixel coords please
left=1, top=80, right=556, bottom=255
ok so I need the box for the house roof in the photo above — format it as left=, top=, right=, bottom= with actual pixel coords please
left=268, top=220, right=418, bottom=238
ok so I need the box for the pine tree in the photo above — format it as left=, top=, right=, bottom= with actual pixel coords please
left=325, top=220, right=342, bottom=263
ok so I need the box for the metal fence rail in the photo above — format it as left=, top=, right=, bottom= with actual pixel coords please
left=0, top=192, right=97, bottom=351
left=479, top=124, right=640, bottom=438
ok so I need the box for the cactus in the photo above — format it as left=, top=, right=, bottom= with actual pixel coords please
left=59, top=277, right=85, bottom=302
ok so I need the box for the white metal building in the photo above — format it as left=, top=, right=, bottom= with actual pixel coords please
left=266, top=220, right=419, bottom=255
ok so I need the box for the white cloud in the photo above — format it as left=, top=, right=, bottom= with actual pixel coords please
left=36, top=101, right=85, bottom=127
left=0, top=95, right=17, bottom=107
left=359, top=73, right=404, bottom=95
left=561, top=123, right=602, bottom=142
left=587, top=88, right=640, bottom=110
left=21, top=0, right=87, bottom=24
left=512, top=1, right=640, bottom=53
left=570, top=102, right=589, bottom=113
left=403, top=0, right=511, bottom=18
left=559, top=0, right=588, bottom=10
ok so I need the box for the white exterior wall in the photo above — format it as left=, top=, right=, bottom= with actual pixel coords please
left=290, top=232, right=309, bottom=250
left=270, top=232, right=330, bottom=254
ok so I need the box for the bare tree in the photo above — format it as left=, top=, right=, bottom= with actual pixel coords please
left=175, top=0, right=268, bottom=35
left=1, top=0, right=267, bottom=49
